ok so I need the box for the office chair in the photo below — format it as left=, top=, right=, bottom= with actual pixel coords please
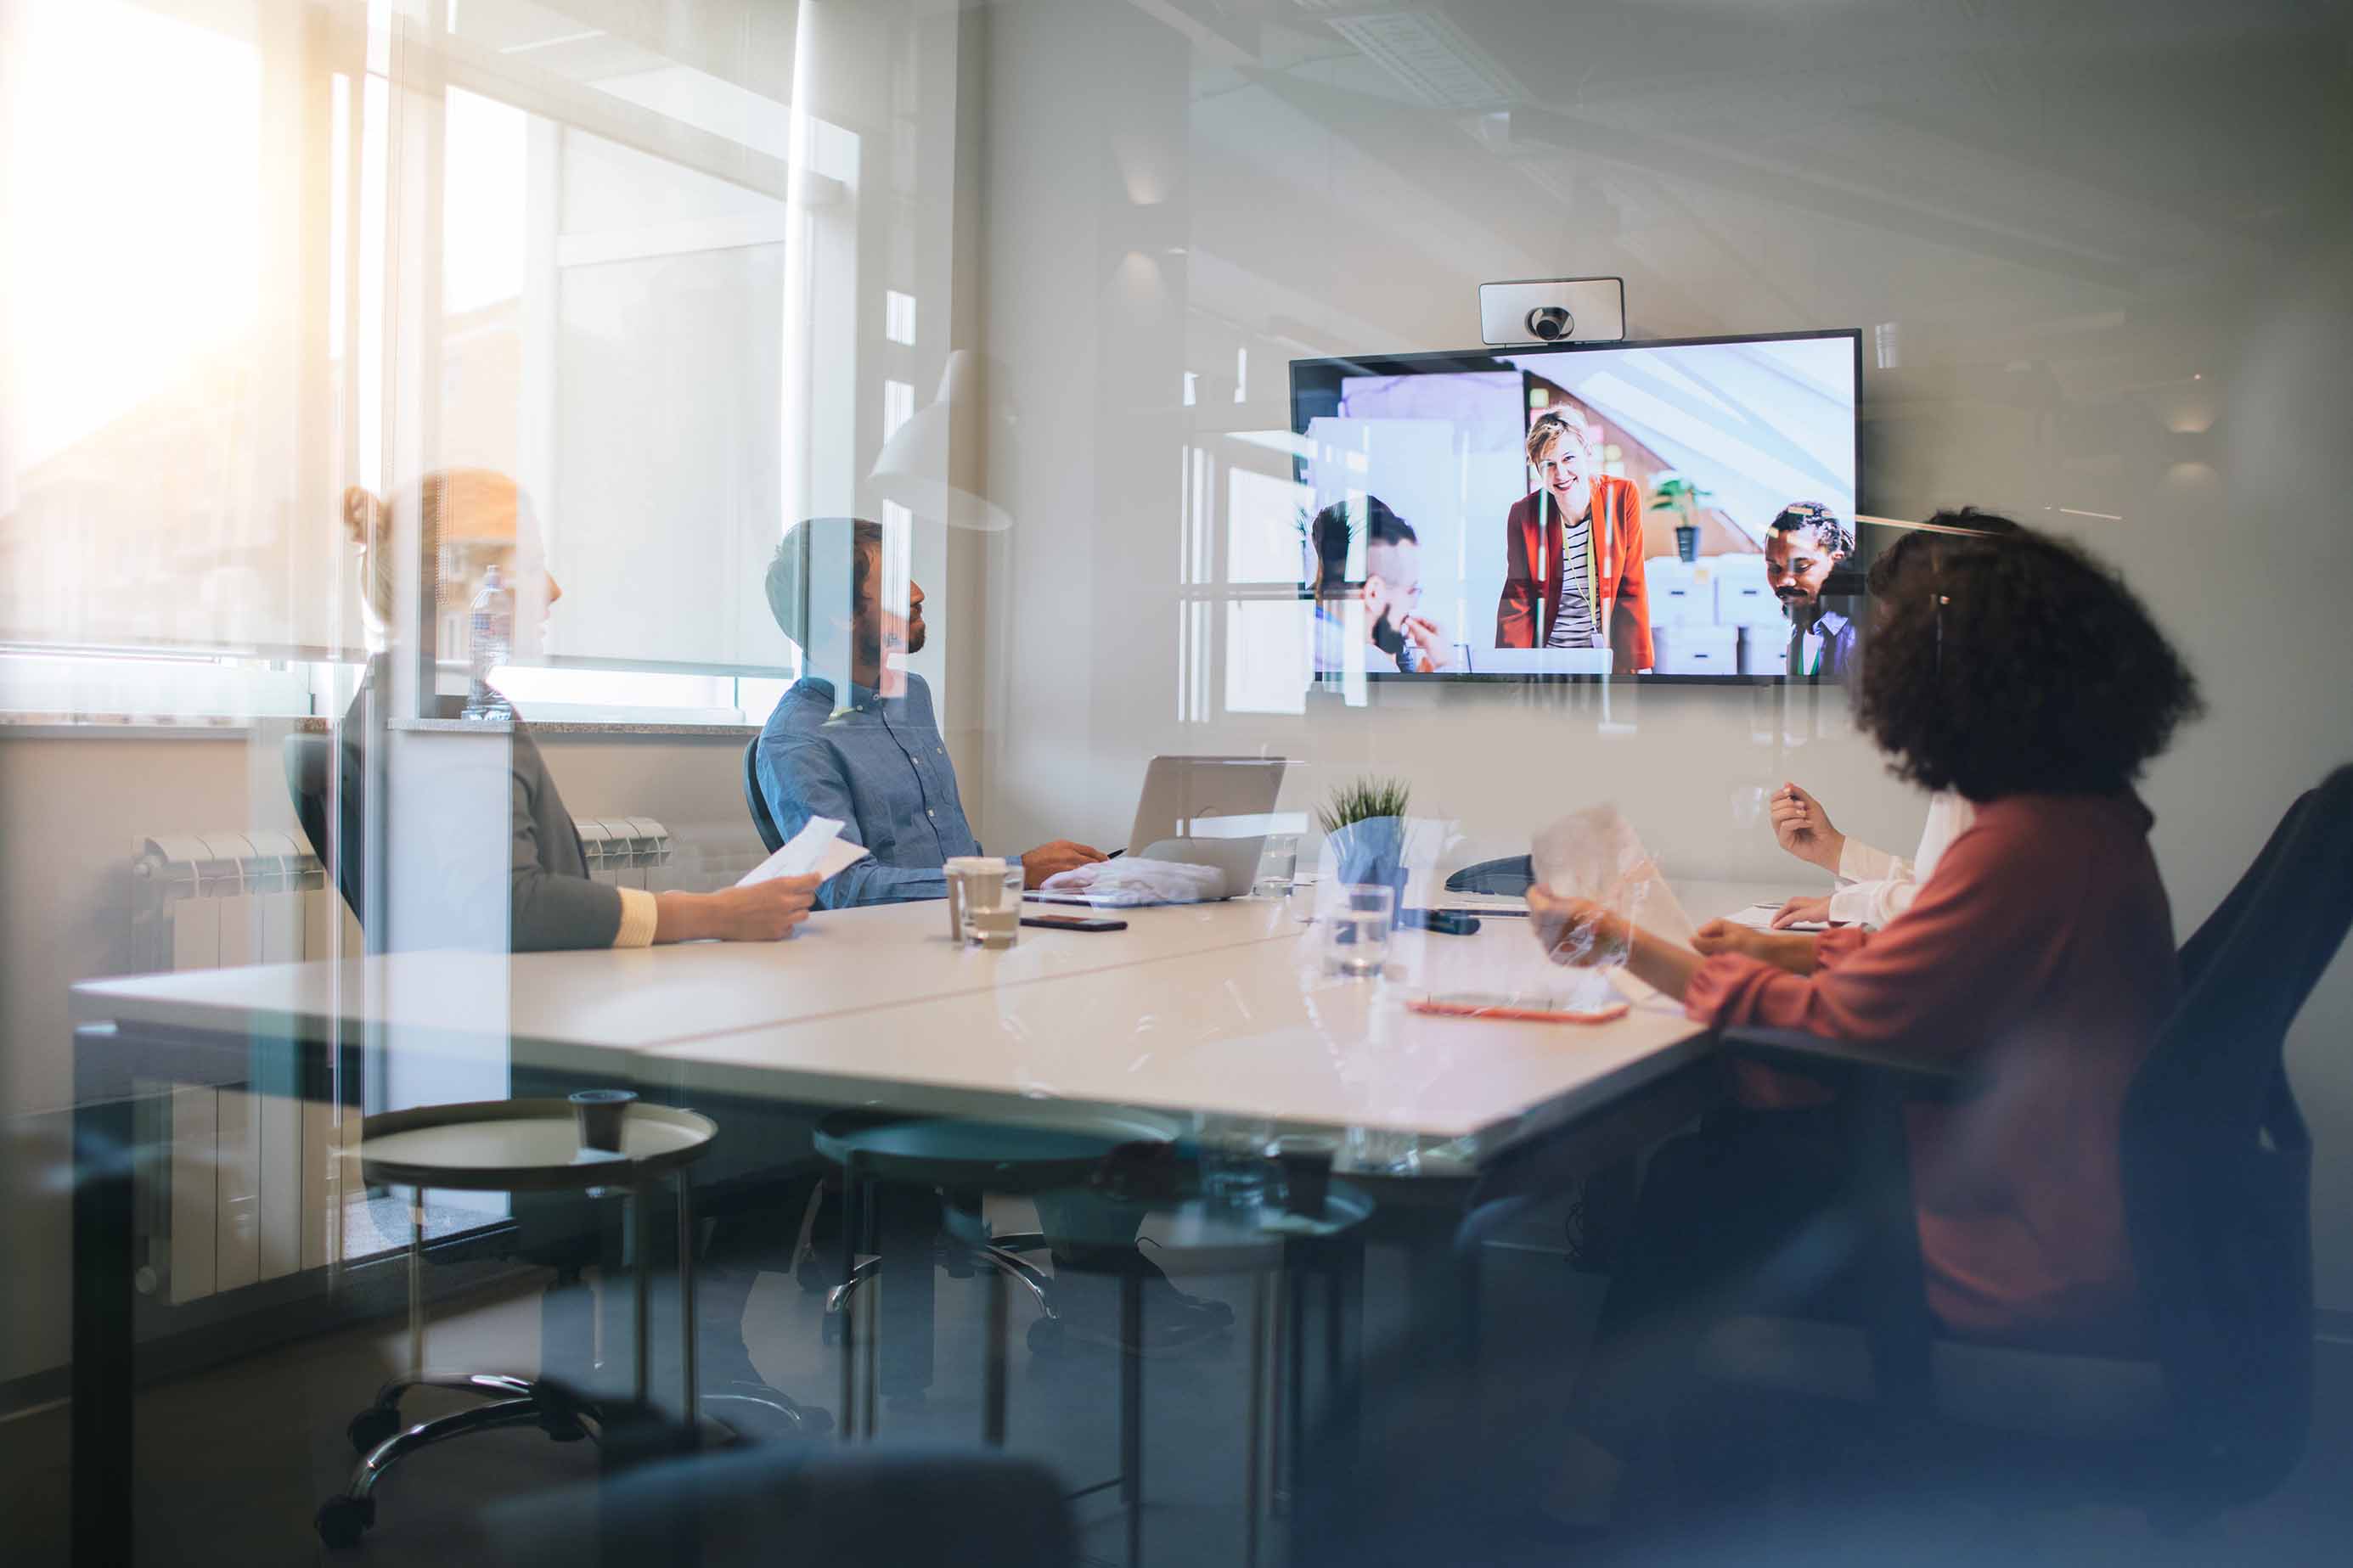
left=743, top=736, right=785, bottom=854
left=1688, top=767, right=2350, bottom=1527
left=469, top=1430, right=1078, bottom=1568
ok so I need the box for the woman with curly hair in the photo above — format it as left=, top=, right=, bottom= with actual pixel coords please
left=1528, top=514, right=2201, bottom=1526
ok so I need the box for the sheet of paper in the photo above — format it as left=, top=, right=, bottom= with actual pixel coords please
left=735, top=816, right=870, bottom=887
left=1725, top=902, right=1827, bottom=933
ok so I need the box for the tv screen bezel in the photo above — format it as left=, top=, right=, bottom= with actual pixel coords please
left=1286, top=326, right=1866, bottom=688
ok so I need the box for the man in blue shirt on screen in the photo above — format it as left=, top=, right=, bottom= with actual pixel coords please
left=756, top=515, right=1104, bottom=908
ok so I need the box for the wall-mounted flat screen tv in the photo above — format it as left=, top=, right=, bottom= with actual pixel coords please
left=1288, top=329, right=1864, bottom=683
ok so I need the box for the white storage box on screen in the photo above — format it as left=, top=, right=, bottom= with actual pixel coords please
left=1643, top=559, right=1714, bottom=628
left=1712, top=558, right=1784, bottom=627
left=1737, top=625, right=1787, bottom=676
left=1652, top=624, right=1742, bottom=677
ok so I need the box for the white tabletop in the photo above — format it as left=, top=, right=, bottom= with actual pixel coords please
left=71, top=879, right=1799, bottom=1144
left=69, top=894, right=1301, bottom=1052
left=636, top=888, right=1791, bottom=1149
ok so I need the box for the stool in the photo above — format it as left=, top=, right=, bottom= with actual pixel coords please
left=314, top=1098, right=716, bottom=1548
left=1047, top=1184, right=1375, bottom=1568
left=813, top=1110, right=1185, bottom=1442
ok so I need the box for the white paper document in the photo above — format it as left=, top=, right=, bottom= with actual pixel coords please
left=736, top=816, right=870, bottom=887
left=1725, top=902, right=1828, bottom=933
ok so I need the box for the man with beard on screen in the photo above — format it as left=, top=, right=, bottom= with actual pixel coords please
left=1764, top=500, right=1859, bottom=678
left=1495, top=408, right=1654, bottom=673
left=1308, top=495, right=1454, bottom=675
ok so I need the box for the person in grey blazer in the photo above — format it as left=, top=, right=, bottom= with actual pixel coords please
left=338, top=472, right=820, bottom=1430
left=341, top=472, right=818, bottom=948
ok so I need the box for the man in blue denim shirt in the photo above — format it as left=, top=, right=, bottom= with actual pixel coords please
left=751, top=517, right=1234, bottom=1363
left=755, top=517, right=1103, bottom=908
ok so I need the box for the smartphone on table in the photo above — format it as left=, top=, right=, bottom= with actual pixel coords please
left=1020, top=913, right=1129, bottom=932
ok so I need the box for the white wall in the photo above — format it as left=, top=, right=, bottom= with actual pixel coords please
left=969, top=1, right=2353, bottom=1306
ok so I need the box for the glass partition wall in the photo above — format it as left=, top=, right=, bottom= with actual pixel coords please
left=8, top=1, right=2350, bottom=1562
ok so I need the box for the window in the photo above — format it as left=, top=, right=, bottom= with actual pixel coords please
left=3, top=0, right=949, bottom=728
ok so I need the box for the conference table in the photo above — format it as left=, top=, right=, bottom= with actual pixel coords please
left=65, top=874, right=1787, bottom=1564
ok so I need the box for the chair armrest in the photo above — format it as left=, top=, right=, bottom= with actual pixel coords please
left=1717, top=1025, right=1972, bottom=1103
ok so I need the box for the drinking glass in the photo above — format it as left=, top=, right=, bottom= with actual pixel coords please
left=1196, top=1114, right=1275, bottom=1208
left=945, top=856, right=1024, bottom=948
left=1252, top=833, right=1300, bottom=899
left=1323, top=883, right=1394, bottom=978
left=1346, top=1123, right=1421, bottom=1177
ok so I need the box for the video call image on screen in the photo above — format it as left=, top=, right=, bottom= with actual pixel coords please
left=1287, top=331, right=1861, bottom=683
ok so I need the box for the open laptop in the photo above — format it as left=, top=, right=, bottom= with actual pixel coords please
left=1025, top=755, right=1289, bottom=907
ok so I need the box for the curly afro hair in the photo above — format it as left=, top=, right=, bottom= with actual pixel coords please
left=1855, top=513, right=2200, bottom=801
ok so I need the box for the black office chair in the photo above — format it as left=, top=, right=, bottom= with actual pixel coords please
left=744, top=736, right=785, bottom=854
left=469, top=1431, right=1078, bottom=1567
left=1692, top=767, right=2351, bottom=1527
left=1444, top=855, right=1534, bottom=897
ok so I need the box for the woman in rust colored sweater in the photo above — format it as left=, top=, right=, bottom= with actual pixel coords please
left=1528, top=518, right=2201, bottom=1525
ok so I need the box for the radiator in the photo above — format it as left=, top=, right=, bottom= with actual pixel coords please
left=130, top=817, right=670, bottom=1307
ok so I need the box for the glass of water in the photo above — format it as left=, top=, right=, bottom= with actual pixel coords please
left=1252, top=833, right=1300, bottom=899
left=1324, top=883, right=1395, bottom=978
left=946, top=856, right=1024, bottom=948
left=1196, top=1114, right=1275, bottom=1208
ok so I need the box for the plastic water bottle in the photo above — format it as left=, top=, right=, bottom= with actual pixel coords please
left=464, top=564, right=514, bottom=720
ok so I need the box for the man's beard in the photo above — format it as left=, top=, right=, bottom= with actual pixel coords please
left=1778, top=587, right=1819, bottom=626
left=1371, top=609, right=1406, bottom=658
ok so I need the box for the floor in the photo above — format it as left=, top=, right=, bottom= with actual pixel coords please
left=5, top=1200, right=2350, bottom=1567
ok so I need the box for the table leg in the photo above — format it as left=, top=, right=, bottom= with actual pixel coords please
left=1269, top=1268, right=1288, bottom=1516
left=631, top=1183, right=651, bottom=1408
left=839, top=1160, right=860, bottom=1443
left=983, top=1267, right=1008, bottom=1447
left=71, top=1050, right=137, bottom=1568
left=1245, top=1271, right=1267, bottom=1568
left=1122, top=1270, right=1144, bottom=1568
left=408, top=1194, right=427, bottom=1375
left=677, top=1176, right=697, bottom=1425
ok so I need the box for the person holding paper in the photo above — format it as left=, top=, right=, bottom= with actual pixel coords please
left=340, top=474, right=820, bottom=949
left=756, top=515, right=1105, bottom=908
left=339, top=470, right=821, bottom=1434
left=1523, top=519, right=2198, bottom=1528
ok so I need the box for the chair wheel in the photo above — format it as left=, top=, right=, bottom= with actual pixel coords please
left=1026, top=1316, right=1066, bottom=1356
left=346, top=1405, right=402, bottom=1453
left=314, top=1494, right=375, bottom=1548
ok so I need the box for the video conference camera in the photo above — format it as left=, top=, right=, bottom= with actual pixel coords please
left=1478, top=277, right=1627, bottom=347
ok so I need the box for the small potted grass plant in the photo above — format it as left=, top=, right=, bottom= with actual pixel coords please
left=1317, top=777, right=1413, bottom=904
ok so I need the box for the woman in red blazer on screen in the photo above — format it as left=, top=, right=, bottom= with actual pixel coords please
left=1495, top=408, right=1655, bottom=673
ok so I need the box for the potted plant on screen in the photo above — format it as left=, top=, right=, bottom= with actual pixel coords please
left=1316, top=777, right=1413, bottom=907
left=1650, top=473, right=1712, bottom=564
